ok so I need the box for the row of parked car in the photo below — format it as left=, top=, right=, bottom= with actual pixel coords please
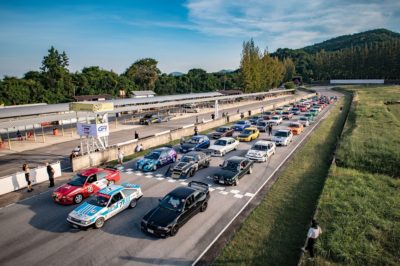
left=51, top=95, right=335, bottom=236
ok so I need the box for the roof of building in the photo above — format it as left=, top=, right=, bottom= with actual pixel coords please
left=131, top=90, right=156, bottom=96
left=73, top=94, right=113, bottom=101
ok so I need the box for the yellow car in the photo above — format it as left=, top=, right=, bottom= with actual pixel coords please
left=237, top=127, right=260, bottom=142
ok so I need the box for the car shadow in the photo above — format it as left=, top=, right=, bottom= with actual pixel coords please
left=16, top=193, right=161, bottom=240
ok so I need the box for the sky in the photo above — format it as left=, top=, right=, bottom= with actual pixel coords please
left=0, top=0, right=399, bottom=77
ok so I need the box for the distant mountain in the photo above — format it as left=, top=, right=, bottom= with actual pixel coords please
left=169, top=72, right=184, bottom=77
left=302, top=28, right=400, bottom=53
left=217, top=69, right=235, bottom=74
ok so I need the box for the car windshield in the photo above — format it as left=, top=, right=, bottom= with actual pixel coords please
left=160, top=194, right=184, bottom=211
left=252, top=145, right=268, bottom=151
left=283, top=112, right=289, bottom=115
left=300, top=117, right=307, bottom=121
left=257, top=122, right=267, bottom=126
left=181, top=155, right=195, bottom=163
left=275, top=131, right=289, bottom=137
left=292, top=108, right=299, bottom=111
left=290, top=124, right=300, bottom=128
left=145, top=151, right=160, bottom=160
left=67, top=174, right=87, bottom=186
left=215, top=140, right=227, bottom=146
left=222, top=160, right=240, bottom=172
left=242, top=130, right=253, bottom=135
left=216, top=128, right=227, bottom=133
left=88, top=194, right=110, bottom=207
left=271, top=116, right=279, bottom=120
left=236, top=121, right=246, bottom=125
left=188, top=138, right=201, bottom=144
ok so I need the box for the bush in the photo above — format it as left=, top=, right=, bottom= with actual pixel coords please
left=284, top=81, right=295, bottom=89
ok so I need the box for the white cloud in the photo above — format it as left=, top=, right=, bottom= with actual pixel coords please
left=185, top=0, right=400, bottom=50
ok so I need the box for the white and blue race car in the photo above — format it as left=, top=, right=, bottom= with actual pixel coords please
left=67, top=183, right=143, bottom=229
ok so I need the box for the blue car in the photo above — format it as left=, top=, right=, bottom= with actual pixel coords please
left=232, top=120, right=251, bottom=131
left=136, top=147, right=177, bottom=172
left=180, top=135, right=210, bottom=153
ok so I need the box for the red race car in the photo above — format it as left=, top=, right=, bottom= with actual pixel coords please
left=52, top=168, right=120, bottom=205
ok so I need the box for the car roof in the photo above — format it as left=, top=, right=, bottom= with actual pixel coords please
left=289, top=122, right=301, bottom=126
left=79, top=168, right=104, bottom=176
left=169, top=186, right=196, bottom=198
left=218, top=137, right=235, bottom=141
left=253, top=140, right=273, bottom=146
left=98, top=185, right=124, bottom=196
left=184, top=151, right=204, bottom=156
left=227, top=156, right=246, bottom=163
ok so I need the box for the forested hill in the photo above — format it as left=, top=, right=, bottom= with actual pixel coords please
left=272, top=28, right=400, bottom=81
left=302, top=29, right=400, bottom=53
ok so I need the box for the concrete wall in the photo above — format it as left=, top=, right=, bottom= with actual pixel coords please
left=0, top=161, right=62, bottom=195
left=72, top=93, right=314, bottom=172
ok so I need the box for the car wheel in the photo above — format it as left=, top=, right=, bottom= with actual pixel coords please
left=170, top=224, right=179, bottom=236
left=107, top=180, right=115, bottom=186
left=204, top=160, right=210, bottom=168
left=248, top=167, right=253, bottom=174
left=234, top=179, right=239, bottom=186
left=94, top=217, right=105, bottom=229
left=200, top=201, right=208, bottom=212
left=129, top=199, right=137, bottom=208
left=73, top=194, right=83, bottom=204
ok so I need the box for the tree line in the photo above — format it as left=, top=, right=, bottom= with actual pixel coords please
left=0, top=43, right=294, bottom=105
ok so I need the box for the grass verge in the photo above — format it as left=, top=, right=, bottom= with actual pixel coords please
left=313, top=86, right=400, bottom=265
left=215, top=92, right=351, bottom=265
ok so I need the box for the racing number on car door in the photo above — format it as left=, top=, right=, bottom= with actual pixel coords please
left=107, top=192, right=124, bottom=218
left=86, top=174, right=98, bottom=194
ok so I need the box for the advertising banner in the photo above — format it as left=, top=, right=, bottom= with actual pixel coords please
left=70, top=102, right=114, bottom=112
left=77, top=123, right=109, bottom=137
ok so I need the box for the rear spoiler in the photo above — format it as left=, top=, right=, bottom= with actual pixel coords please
left=188, top=181, right=209, bottom=192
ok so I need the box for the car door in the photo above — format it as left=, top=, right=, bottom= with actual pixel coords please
left=85, top=174, right=98, bottom=196
left=159, top=151, right=168, bottom=166
left=106, top=192, right=125, bottom=219
left=92, top=171, right=109, bottom=190
left=178, top=195, right=197, bottom=225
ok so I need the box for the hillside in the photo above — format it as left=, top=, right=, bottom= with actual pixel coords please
left=302, top=28, right=400, bottom=53
left=272, top=28, right=400, bottom=81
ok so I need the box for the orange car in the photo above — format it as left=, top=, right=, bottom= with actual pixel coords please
left=288, top=122, right=304, bottom=135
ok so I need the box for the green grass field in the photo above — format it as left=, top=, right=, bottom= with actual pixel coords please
left=314, top=86, right=400, bottom=265
left=215, top=93, right=351, bottom=265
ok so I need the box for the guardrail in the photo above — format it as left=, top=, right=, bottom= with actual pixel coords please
left=0, top=161, right=62, bottom=196
left=71, top=93, right=315, bottom=172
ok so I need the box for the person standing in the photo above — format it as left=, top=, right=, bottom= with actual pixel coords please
left=194, top=126, right=198, bottom=136
left=117, top=148, right=124, bottom=165
left=134, top=131, right=139, bottom=139
left=302, top=219, right=322, bottom=260
left=226, top=114, right=230, bottom=123
left=46, top=162, right=55, bottom=188
left=23, top=163, right=33, bottom=192
left=240, top=113, right=244, bottom=119
left=195, top=116, right=199, bottom=124
left=268, top=123, right=273, bottom=136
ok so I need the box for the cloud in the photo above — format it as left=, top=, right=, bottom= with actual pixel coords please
left=185, top=0, right=400, bottom=50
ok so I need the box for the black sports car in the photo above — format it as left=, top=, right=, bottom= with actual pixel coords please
left=170, top=151, right=211, bottom=179
left=213, top=156, right=254, bottom=186
left=141, top=181, right=210, bottom=237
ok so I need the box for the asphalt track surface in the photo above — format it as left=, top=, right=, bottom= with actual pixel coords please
left=0, top=88, right=339, bottom=266
left=0, top=93, right=304, bottom=177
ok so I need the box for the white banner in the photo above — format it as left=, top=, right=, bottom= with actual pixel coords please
left=77, top=123, right=109, bottom=137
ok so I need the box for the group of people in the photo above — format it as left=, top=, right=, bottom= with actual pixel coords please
left=22, top=162, right=55, bottom=193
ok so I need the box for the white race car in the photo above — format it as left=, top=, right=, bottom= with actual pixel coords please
left=67, top=183, right=143, bottom=229
left=208, top=137, right=239, bottom=156
left=268, top=115, right=283, bottom=126
left=272, top=129, right=293, bottom=146
left=245, top=140, right=276, bottom=162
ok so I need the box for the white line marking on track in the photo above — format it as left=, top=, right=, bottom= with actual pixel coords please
left=219, top=191, right=229, bottom=195
left=156, top=177, right=164, bottom=181
left=215, top=187, right=225, bottom=191
left=230, top=190, right=240, bottom=194
left=180, top=182, right=188, bottom=186
left=192, top=93, right=334, bottom=266
left=209, top=188, right=215, bottom=192
left=234, top=194, right=244, bottom=199
left=145, top=175, right=152, bottom=178
left=136, top=173, right=143, bottom=176
left=244, top=192, right=255, bottom=197
left=156, top=174, right=163, bottom=177
left=167, top=179, right=176, bottom=183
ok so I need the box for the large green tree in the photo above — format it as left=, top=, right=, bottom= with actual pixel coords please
left=123, top=58, right=160, bottom=90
